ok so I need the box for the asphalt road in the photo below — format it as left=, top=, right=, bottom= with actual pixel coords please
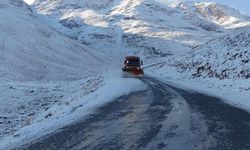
left=21, top=77, right=250, bottom=150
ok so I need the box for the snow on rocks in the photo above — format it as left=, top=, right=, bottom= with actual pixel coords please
left=0, top=76, right=102, bottom=146
left=174, top=28, right=250, bottom=80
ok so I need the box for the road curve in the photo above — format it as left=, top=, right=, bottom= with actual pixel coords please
left=21, top=76, right=250, bottom=150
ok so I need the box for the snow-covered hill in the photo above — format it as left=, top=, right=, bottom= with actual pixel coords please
left=29, top=0, right=250, bottom=59
left=174, top=27, right=250, bottom=80
left=0, top=0, right=104, bottom=82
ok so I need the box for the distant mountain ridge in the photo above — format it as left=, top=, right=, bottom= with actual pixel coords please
left=172, top=1, right=250, bottom=28
left=29, top=0, right=250, bottom=58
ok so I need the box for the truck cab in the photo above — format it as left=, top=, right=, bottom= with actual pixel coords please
left=122, top=56, right=144, bottom=77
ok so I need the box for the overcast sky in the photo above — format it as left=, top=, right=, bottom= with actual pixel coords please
left=157, top=0, right=250, bottom=15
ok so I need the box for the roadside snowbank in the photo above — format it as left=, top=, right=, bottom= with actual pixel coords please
left=0, top=70, right=146, bottom=149
left=146, top=66, right=250, bottom=112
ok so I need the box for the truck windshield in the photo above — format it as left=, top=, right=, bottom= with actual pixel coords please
left=127, top=59, right=140, bottom=66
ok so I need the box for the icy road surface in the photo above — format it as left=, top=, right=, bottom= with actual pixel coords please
left=21, top=77, right=250, bottom=150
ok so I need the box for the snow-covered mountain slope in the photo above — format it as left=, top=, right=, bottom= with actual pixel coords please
left=174, top=27, right=250, bottom=80
left=0, top=0, right=104, bottom=82
left=29, top=0, right=250, bottom=59
left=172, top=1, right=250, bottom=29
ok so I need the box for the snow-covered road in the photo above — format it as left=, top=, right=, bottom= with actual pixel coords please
left=17, top=76, right=250, bottom=150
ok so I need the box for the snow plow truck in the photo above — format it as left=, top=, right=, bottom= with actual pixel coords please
left=122, top=56, right=144, bottom=77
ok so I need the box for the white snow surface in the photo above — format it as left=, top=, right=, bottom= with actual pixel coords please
left=0, top=70, right=146, bottom=149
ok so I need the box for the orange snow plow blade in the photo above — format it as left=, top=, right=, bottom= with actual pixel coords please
left=122, top=68, right=144, bottom=78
